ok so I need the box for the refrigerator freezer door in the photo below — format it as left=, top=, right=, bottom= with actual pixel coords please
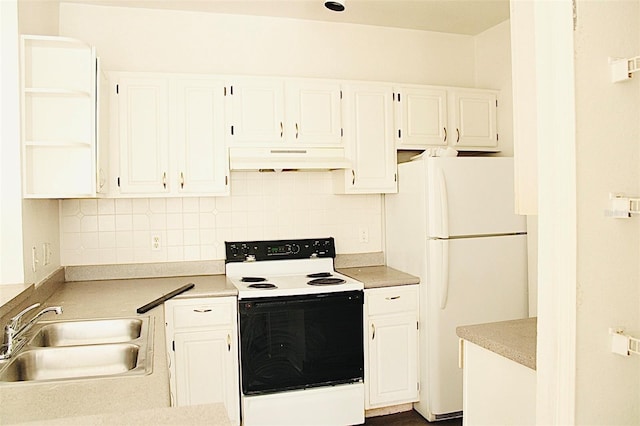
left=426, top=157, right=526, bottom=238
left=414, top=234, right=529, bottom=420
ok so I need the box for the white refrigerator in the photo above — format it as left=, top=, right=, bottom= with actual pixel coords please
left=385, top=155, right=528, bottom=421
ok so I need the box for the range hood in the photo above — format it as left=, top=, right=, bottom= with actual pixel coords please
left=229, top=147, right=351, bottom=171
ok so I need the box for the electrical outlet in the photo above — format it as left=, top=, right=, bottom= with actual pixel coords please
left=31, top=246, right=39, bottom=272
left=151, top=234, right=161, bottom=251
left=358, top=226, right=369, bottom=243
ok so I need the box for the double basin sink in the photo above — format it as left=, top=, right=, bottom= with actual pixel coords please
left=0, top=316, right=153, bottom=383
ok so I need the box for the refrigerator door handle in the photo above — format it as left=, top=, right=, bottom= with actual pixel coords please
left=436, top=167, right=449, bottom=238
left=430, top=239, right=450, bottom=310
left=439, top=239, right=450, bottom=309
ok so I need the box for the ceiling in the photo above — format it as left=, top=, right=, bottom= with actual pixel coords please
left=59, top=0, right=511, bottom=35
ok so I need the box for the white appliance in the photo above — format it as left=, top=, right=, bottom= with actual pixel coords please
left=385, top=155, right=528, bottom=421
left=226, top=238, right=365, bottom=426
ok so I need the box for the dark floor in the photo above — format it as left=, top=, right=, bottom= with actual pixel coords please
left=364, top=410, right=462, bottom=426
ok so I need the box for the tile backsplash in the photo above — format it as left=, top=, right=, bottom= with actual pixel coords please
left=60, top=172, right=383, bottom=266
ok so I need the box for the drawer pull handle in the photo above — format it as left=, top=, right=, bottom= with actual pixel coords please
left=193, top=308, right=212, bottom=313
left=385, top=296, right=401, bottom=300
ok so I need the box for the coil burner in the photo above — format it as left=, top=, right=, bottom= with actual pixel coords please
left=307, top=277, right=346, bottom=286
left=247, top=283, right=277, bottom=289
left=241, top=277, right=267, bottom=283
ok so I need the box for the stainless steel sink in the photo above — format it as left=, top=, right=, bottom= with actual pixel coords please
left=29, top=318, right=144, bottom=347
left=0, top=316, right=153, bottom=384
left=0, top=343, right=143, bottom=382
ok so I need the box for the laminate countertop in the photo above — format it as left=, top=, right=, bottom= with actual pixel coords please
left=0, top=274, right=235, bottom=425
left=0, top=264, right=416, bottom=424
left=338, top=265, right=420, bottom=288
left=456, top=317, right=537, bottom=370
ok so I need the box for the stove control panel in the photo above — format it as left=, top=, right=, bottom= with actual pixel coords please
left=225, top=238, right=336, bottom=262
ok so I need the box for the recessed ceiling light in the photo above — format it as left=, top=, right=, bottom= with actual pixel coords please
left=324, top=1, right=345, bottom=12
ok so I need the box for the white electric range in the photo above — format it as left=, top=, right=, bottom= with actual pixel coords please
left=225, top=238, right=365, bottom=426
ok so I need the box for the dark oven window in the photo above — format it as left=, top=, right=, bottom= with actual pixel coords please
left=239, top=291, right=364, bottom=395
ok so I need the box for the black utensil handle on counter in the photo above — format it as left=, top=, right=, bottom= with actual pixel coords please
left=136, top=283, right=195, bottom=314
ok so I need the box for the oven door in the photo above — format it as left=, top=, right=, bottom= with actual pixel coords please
left=238, top=290, right=364, bottom=395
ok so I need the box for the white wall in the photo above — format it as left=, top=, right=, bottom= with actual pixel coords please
left=58, top=3, right=477, bottom=86
left=17, top=0, right=59, bottom=35
left=474, top=19, right=514, bottom=157
left=573, top=0, right=640, bottom=423
left=0, top=0, right=25, bottom=285
left=21, top=199, right=61, bottom=285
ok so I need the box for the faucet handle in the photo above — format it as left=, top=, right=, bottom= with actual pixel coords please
left=9, top=303, right=41, bottom=329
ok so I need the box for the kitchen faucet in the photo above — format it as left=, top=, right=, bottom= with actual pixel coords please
left=0, top=303, right=63, bottom=360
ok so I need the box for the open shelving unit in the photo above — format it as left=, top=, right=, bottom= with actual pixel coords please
left=21, top=35, right=97, bottom=198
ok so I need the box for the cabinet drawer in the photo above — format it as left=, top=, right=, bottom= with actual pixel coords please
left=168, top=297, right=236, bottom=330
left=366, top=285, right=418, bottom=316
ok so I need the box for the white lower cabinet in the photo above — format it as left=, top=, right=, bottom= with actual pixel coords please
left=364, top=285, right=419, bottom=408
left=462, top=341, right=536, bottom=426
left=164, top=296, right=239, bottom=425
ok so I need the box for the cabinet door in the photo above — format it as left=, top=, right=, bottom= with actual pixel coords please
left=229, top=78, right=284, bottom=144
left=338, top=83, right=397, bottom=194
left=174, top=330, right=239, bottom=421
left=117, top=76, right=169, bottom=194
left=395, top=87, right=448, bottom=148
left=174, top=78, right=228, bottom=195
left=450, top=90, right=498, bottom=149
left=367, top=313, right=419, bottom=407
left=285, top=80, right=342, bottom=145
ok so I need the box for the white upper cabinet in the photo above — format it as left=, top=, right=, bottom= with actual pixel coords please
left=449, top=89, right=498, bottom=150
left=334, top=82, right=397, bottom=194
left=113, top=72, right=229, bottom=197
left=21, top=35, right=103, bottom=198
left=394, top=86, right=448, bottom=148
left=285, top=79, right=343, bottom=145
left=228, top=78, right=285, bottom=144
left=228, top=77, right=342, bottom=146
left=394, top=85, right=498, bottom=152
left=116, top=75, right=170, bottom=195
left=173, top=78, right=228, bottom=195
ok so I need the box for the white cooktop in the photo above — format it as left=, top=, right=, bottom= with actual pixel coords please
left=226, top=258, right=363, bottom=299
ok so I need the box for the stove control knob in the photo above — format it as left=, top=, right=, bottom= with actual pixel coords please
left=291, top=244, right=300, bottom=254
